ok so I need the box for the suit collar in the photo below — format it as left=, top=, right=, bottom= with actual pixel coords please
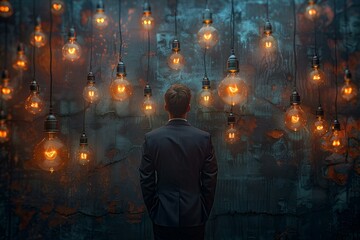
left=166, top=119, right=191, bottom=126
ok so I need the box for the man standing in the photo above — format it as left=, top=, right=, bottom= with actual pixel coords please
left=139, top=84, right=218, bottom=240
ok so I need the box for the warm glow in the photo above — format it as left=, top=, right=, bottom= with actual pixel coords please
left=68, top=47, right=76, bottom=54
left=203, top=96, right=210, bottom=102
left=16, top=60, right=26, bottom=67
left=308, top=9, right=317, bottom=16
left=228, top=85, right=238, bottom=94
left=291, top=115, right=300, bottom=123
left=52, top=3, right=62, bottom=11
left=145, top=105, right=152, bottom=110
left=49, top=167, right=54, bottom=173
left=265, top=41, right=272, bottom=48
left=2, top=88, right=11, bottom=95
left=34, top=35, right=43, bottom=42
left=344, top=87, right=352, bottom=95
left=31, top=102, right=39, bottom=108
left=316, top=125, right=324, bottom=131
left=80, top=152, right=88, bottom=160
left=173, top=58, right=180, bottom=64
left=143, top=20, right=152, bottom=25
left=88, top=91, right=95, bottom=97
left=0, top=6, right=9, bottom=12
left=96, top=17, right=105, bottom=23
left=332, top=139, right=340, bottom=147
left=204, top=33, right=212, bottom=40
left=0, top=130, right=7, bottom=138
left=117, top=86, right=125, bottom=93
left=284, top=104, right=307, bottom=131
left=313, top=74, right=321, bottom=81
left=228, top=132, right=235, bottom=139
left=168, top=52, right=185, bottom=70
left=44, top=148, right=57, bottom=161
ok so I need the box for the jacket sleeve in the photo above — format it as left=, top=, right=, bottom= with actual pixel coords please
left=139, top=136, right=157, bottom=214
left=200, top=135, right=218, bottom=216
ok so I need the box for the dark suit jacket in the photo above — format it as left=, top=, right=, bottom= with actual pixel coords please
left=139, top=119, right=218, bottom=227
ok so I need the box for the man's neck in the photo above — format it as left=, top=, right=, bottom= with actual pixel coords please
left=168, top=115, right=187, bottom=121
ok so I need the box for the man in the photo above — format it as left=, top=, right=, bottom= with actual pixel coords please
left=139, top=84, right=218, bottom=240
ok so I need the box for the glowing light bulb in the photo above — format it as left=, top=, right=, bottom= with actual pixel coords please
left=284, top=104, right=307, bottom=132
left=83, top=72, right=100, bottom=104
left=51, top=0, right=65, bottom=15
left=13, top=44, right=28, bottom=71
left=313, top=117, right=328, bottom=136
left=340, top=69, right=358, bottom=101
left=93, top=0, right=109, bottom=30
left=1, top=70, right=13, bottom=101
left=110, top=61, right=133, bottom=101
left=168, top=40, right=185, bottom=70
left=142, top=95, right=156, bottom=116
left=62, top=28, right=81, bottom=61
left=0, top=0, right=13, bottom=18
left=0, top=112, right=9, bottom=143
left=309, top=55, right=325, bottom=85
left=199, top=89, right=213, bottom=107
left=218, top=72, right=247, bottom=106
left=141, top=2, right=154, bottom=31
left=77, top=133, right=92, bottom=166
left=225, top=124, right=240, bottom=144
left=260, top=20, right=277, bottom=53
left=25, top=92, right=44, bottom=115
left=197, top=9, right=219, bottom=49
left=30, top=18, right=47, bottom=48
left=305, top=0, right=320, bottom=21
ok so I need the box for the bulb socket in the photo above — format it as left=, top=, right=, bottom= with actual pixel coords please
left=0, top=110, right=6, bottom=121
left=227, top=112, right=236, bottom=125
left=202, top=8, right=213, bottom=24
left=30, top=79, right=39, bottom=92
left=264, top=20, right=272, bottom=35
left=290, top=89, right=301, bottom=105
left=2, top=69, right=9, bottom=80
left=202, top=76, right=211, bottom=89
left=332, top=119, right=341, bottom=131
left=17, top=43, right=25, bottom=53
left=116, top=61, right=127, bottom=77
left=227, top=52, right=239, bottom=73
left=87, top=71, right=95, bottom=84
left=96, top=0, right=104, bottom=11
left=80, top=132, right=88, bottom=145
left=143, top=2, right=151, bottom=15
left=316, top=105, right=324, bottom=117
left=68, top=27, right=76, bottom=40
left=312, top=54, right=320, bottom=68
left=35, top=16, right=42, bottom=29
left=308, top=0, right=316, bottom=4
left=171, top=39, right=181, bottom=52
left=44, top=113, right=59, bottom=133
left=344, top=68, right=352, bottom=81
left=144, top=84, right=152, bottom=97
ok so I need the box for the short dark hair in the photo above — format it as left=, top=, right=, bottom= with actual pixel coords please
left=164, top=84, right=191, bottom=117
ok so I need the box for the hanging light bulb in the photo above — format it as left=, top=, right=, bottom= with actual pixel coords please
left=62, top=27, right=81, bottom=61
left=308, top=54, right=325, bottom=85
left=284, top=90, right=307, bottom=131
left=198, top=76, right=213, bottom=107
left=77, top=133, right=92, bottom=165
left=312, top=105, right=328, bottom=136
left=321, top=119, right=346, bottom=153
left=110, top=61, right=133, bottom=101
left=1, top=70, right=13, bottom=101
left=168, top=40, right=185, bottom=70
left=197, top=8, right=219, bottom=49
left=218, top=51, right=247, bottom=106
left=305, top=0, right=320, bottom=21
left=25, top=79, right=44, bottom=115
left=0, top=0, right=13, bottom=18
left=225, top=111, right=239, bottom=144
left=83, top=72, right=100, bottom=103
left=340, top=69, right=358, bottom=101
left=142, top=84, right=156, bottom=116
left=12, top=43, right=29, bottom=71
left=34, top=114, right=69, bottom=173
left=93, top=0, right=109, bottom=30
left=30, top=17, right=47, bottom=48
left=0, top=110, right=9, bottom=143
left=141, top=2, right=154, bottom=30
left=260, top=20, right=277, bottom=53
left=51, top=0, right=65, bottom=15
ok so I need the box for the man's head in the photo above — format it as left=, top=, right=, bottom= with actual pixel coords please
left=164, top=84, right=191, bottom=118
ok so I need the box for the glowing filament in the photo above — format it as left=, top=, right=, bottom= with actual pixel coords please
left=173, top=58, right=180, bottom=64
left=16, top=60, right=26, bottom=67
left=143, top=20, right=151, bottom=25
left=228, top=132, right=235, bottom=139
left=228, top=85, right=238, bottom=94
left=0, top=6, right=9, bottom=12
left=316, top=125, right=324, bottom=131
left=31, top=102, right=39, bottom=108
left=2, top=88, right=11, bottom=95
left=35, top=35, right=43, bottom=42
left=80, top=152, right=88, bottom=160
left=96, top=18, right=105, bottom=23
left=52, top=3, right=62, bottom=11
left=145, top=105, right=152, bottom=110
left=117, top=86, right=125, bottom=93
left=203, top=96, right=210, bottom=102
left=265, top=41, right=272, bottom=48
left=344, top=87, right=352, bottom=95
left=0, top=130, right=7, bottom=138
left=308, top=9, right=317, bottom=16
left=68, top=47, right=76, bottom=54
left=291, top=115, right=300, bottom=123
left=44, top=149, right=57, bottom=160
left=204, top=33, right=212, bottom=40
left=313, top=74, right=321, bottom=81
left=88, top=91, right=95, bottom=97
left=49, top=167, right=54, bottom=173
left=332, top=140, right=340, bottom=147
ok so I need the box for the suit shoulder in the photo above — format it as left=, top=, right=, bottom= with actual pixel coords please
left=144, top=126, right=167, bottom=138
left=189, top=126, right=211, bottom=137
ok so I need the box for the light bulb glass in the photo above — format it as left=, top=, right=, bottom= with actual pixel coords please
left=141, top=14, right=154, bottom=30
left=260, top=34, right=277, bottom=53
left=309, top=68, right=325, bottom=85
left=225, top=124, right=240, bottom=144
left=51, top=0, right=65, bottom=15
left=312, top=117, right=328, bottom=136
left=77, top=144, right=92, bottom=166
left=305, top=3, right=320, bottom=21
left=0, top=121, right=10, bottom=143
left=93, top=10, right=109, bottom=30
left=0, top=0, right=13, bottom=18
left=198, top=89, right=214, bottom=107
left=30, top=28, right=47, bottom=48
left=13, top=51, right=29, bottom=71
left=83, top=82, right=100, bottom=103
left=218, top=72, right=247, bottom=106
left=34, top=132, right=69, bottom=173
left=197, top=24, right=219, bottom=49
left=1, top=80, right=14, bottom=101
left=168, top=52, right=185, bottom=70
left=25, top=92, right=44, bottom=115
left=62, top=39, right=82, bottom=61
left=328, top=130, right=346, bottom=153
left=284, top=104, right=307, bottom=131
left=340, top=81, right=358, bottom=101
left=109, top=76, right=133, bottom=101
left=142, top=95, right=156, bottom=116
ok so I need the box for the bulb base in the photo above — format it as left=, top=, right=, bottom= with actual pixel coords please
left=227, top=112, right=236, bottom=125
left=316, top=105, right=324, bottom=117
left=80, top=132, right=88, bottom=145
left=87, top=71, right=95, bottom=84
left=2, top=69, right=9, bottom=79
left=227, top=52, right=239, bottom=73
left=17, top=43, right=25, bottom=53
left=202, top=9, right=213, bottom=24
left=172, top=39, right=181, bottom=52
left=143, top=2, right=151, bottom=14
left=344, top=68, right=352, bottom=81
left=0, top=110, right=6, bottom=121
left=30, top=79, right=39, bottom=92
left=332, top=119, right=341, bottom=131
left=68, top=27, right=76, bottom=39
left=202, top=76, right=210, bottom=89
left=96, top=0, right=104, bottom=10
left=290, top=89, right=301, bottom=105
left=116, top=61, right=126, bottom=77
left=35, top=16, right=42, bottom=29
left=264, top=20, right=272, bottom=35
left=312, top=54, right=320, bottom=68
left=44, top=114, right=59, bottom=133
left=144, top=84, right=152, bottom=97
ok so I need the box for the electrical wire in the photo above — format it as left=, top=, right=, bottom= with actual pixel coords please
left=203, top=48, right=207, bottom=77
left=343, top=0, right=349, bottom=66
left=205, top=0, right=208, bottom=9
left=174, top=0, right=177, bottom=37
left=313, top=18, right=317, bottom=55
left=4, top=21, right=8, bottom=69
left=49, top=0, right=53, bottom=113
left=231, top=0, right=235, bottom=51
left=82, top=100, right=86, bottom=133
left=32, top=0, right=36, bottom=80
left=89, top=0, right=93, bottom=72
left=146, top=30, right=150, bottom=84
left=333, top=0, right=338, bottom=120
left=266, top=0, right=269, bottom=20
left=292, top=0, right=297, bottom=89
left=118, top=0, right=122, bottom=60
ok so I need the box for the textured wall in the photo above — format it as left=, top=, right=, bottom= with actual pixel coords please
left=1, top=0, right=360, bottom=239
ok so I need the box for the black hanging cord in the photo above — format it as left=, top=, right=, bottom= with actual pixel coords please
left=32, top=0, right=36, bottom=79
left=70, top=0, right=74, bottom=27
left=203, top=48, right=207, bottom=77
left=4, top=20, right=8, bottom=69
left=313, top=18, right=317, bottom=55
left=266, top=0, right=269, bottom=20
left=205, top=0, right=208, bottom=9
left=118, top=0, right=123, bottom=61
left=292, top=0, right=297, bottom=89
left=89, top=0, right=93, bottom=71
left=333, top=0, right=338, bottom=120
left=49, top=0, right=54, bottom=113
left=174, top=0, right=178, bottom=37
left=343, top=0, right=349, bottom=66
left=231, top=0, right=235, bottom=51
left=82, top=100, right=86, bottom=133
left=19, top=0, right=23, bottom=42
left=146, top=30, right=150, bottom=84
left=317, top=85, right=321, bottom=105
